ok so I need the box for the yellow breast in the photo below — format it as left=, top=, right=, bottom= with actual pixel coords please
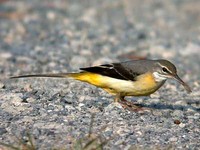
left=130, top=72, right=164, bottom=96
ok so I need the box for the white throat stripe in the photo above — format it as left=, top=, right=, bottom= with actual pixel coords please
left=153, top=72, right=167, bottom=82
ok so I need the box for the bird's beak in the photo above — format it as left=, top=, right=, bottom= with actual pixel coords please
left=173, top=74, right=192, bottom=93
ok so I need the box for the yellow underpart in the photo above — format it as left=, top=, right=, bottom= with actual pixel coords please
left=67, top=72, right=104, bottom=87
left=132, top=72, right=162, bottom=96
left=68, top=72, right=164, bottom=96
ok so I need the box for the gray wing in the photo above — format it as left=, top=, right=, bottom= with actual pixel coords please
left=80, top=60, right=149, bottom=81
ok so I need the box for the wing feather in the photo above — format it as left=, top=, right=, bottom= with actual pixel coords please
left=80, top=63, right=140, bottom=81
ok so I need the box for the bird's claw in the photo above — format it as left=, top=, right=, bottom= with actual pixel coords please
left=119, top=99, right=149, bottom=112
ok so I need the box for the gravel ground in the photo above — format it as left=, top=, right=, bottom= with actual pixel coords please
left=0, top=0, right=200, bottom=149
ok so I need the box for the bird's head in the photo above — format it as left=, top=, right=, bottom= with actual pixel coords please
left=152, top=59, right=192, bottom=93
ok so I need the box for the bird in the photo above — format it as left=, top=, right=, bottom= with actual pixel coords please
left=10, top=59, right=192, bottom=111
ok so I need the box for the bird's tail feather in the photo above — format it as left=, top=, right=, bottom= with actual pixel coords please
left=10, top=73, right=76, bottom=79
left=10, top=72, right=103, bottom=87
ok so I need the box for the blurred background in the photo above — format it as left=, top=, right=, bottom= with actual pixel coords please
left=0, top=0, right=199, bottom=78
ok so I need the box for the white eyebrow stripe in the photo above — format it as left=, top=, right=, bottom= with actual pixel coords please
left=157, top=62, right=173, bottom=74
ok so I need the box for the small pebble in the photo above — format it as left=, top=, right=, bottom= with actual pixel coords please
left=174, top=120, right=181, bottom=125
left=169, top=137, right=178, bottom=142
left=179, top=123, right=186, bottom=128
left=60, top=97, right=73, bottom=105
left=0, top=52, right=12, bottom=59
left=0, top=82, right=5, bottom=89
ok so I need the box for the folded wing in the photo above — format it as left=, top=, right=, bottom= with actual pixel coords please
left=80, top=63, right=140, bottom=81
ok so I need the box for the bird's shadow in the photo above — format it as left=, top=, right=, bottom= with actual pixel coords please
left=99, top=96, right=200, bottom=112
left=137, top=102, right=200, bottom=112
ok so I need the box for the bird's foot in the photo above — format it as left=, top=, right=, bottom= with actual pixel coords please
left=119, top=99, right=148, bottom=112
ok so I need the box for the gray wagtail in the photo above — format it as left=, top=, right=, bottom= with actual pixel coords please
left=10, top=59, right=192, bottom=111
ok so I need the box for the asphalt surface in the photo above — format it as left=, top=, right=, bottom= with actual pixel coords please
left=0, top=0, right=200, bottom=149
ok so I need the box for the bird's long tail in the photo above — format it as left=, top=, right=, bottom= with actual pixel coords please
left=10, top=72, right=104, bottom=87
left=10, top=73, right=72, bottom=79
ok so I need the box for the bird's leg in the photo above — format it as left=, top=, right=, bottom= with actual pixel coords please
left=114, top=94, right=127, bottom=102
left=114, top=94, right=121, bottom=103
left=115, top=94, right=145, bottom=112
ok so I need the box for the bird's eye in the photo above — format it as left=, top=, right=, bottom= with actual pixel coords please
left=162, top=67, right=168, bottom=73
